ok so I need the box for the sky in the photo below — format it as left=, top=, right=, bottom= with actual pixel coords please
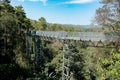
left=10, top=0, right=102, bottom=25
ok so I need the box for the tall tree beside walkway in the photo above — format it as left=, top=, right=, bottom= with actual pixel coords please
left=95, top=0, right=120, bottom=32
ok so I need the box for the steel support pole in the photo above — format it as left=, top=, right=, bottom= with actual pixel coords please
left=62, top=44, right=70, bottom=80
left=34, top=36, right=41, bottom=71
left=26, top=31, right=32, bottom=63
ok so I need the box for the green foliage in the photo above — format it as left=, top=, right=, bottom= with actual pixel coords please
left=31, top=19, right=93, bottom=32
left=94, top=1, right=120, bottom=79
left=0, top=64, right=33, bottom=80
left=50, top=53, right=62, bottom=72
left=48, top=24, right=63, bottom=31
left=99, top=49, right=120, bottom=80
left=38, top=17, right=47, bottom=30
left=31, top=17, right=47, bottom=30
left=0, top=2, right=33, bottom=80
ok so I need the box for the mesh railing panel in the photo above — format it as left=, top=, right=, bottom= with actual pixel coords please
left=30, top=31, right=119, bottom=42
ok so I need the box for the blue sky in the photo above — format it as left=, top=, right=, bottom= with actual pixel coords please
left=10, top=0, right=101, bottom=25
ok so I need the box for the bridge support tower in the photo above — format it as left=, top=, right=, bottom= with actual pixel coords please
left=62, top=44, right=71, bottom=80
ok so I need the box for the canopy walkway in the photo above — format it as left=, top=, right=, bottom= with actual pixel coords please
left=26, top=31, right=120, bottom=80
left=30, top=31, right=119, bottom=42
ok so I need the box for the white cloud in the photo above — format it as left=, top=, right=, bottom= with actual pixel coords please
left=61, top=0, right=95, bottom=4
left=17, top=0, right=47, bottom=6
left=40, top=0, right=47, bottom=6
left=29, top=0, right=47, bottom=5
left=18, top=0, right=25, bottom=2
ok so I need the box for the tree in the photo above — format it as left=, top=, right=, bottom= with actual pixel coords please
left=0, top=2, right=33, bottom=80
left=0, top=0, right=17, bottom=63
left=38, top=17, right=47, bottom=30
left=94, top=0, right=120, bottom=80
left=94, top=0, right=120, bottom=32
left=48, top=24, right=63, bottom=31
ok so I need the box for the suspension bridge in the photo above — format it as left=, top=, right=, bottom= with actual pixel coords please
left=26, top=30, right=120, bottom=80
